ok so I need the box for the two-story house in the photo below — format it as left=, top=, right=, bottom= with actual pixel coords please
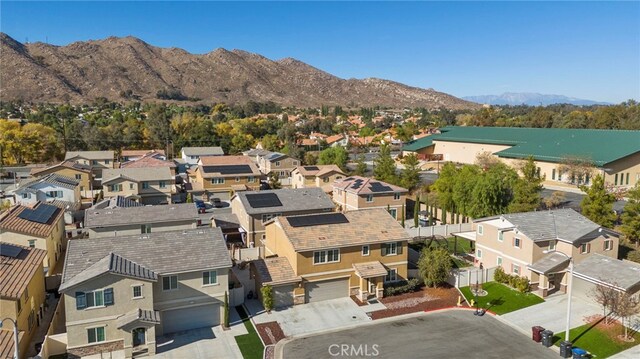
left=84, top=203, right=199, bottom=238
left=333, top=176, right=408, bottom=220
left=231, top=188, right=335, bottom=247
left=188, top=156, right=261, bottom=197
left=0, top=202, right=65, bottom=274
left=0, top=244, right=47, bottom=359
left=102, top=167, right=175, bottom=205
left=258, top=209, right=410, bottom=307
left=8, top=174, right=82, bottom=225
left=458, top=208, right=620, bottom=297
left=119, top=154, right=177, bottom=175
left=180, top=147, right=224, bottom=167
left=30, top=161, right=93, bottom=198
left=59, top=228, right=232, bottom=358
left=290, top=165, right=346, bottom=192
left=64, top=151, right=115, bottom=186
left=256, top=152, right=300, bottom=187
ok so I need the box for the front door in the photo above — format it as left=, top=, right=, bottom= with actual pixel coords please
left=132, top=328, right=146, bottom=347
left=369, top=280, right=376, bottom=296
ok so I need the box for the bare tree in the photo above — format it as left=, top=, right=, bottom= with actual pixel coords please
left=558, top=156, right=596, bottom=185
left=474, top=151, right=501, bottom=170
left=590, top=283, right=618, bottom=324
left=544, top=191, right=566, bottom=209
left=613, top=291, right=640, bottom=340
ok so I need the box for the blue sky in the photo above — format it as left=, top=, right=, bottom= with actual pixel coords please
left=2, top=1, right=639, bottom=103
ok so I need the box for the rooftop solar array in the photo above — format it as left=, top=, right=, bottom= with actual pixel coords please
left=245, top=193, right=283, bottom=208
left=304, top=166, right=320, bottom=171
left=288, top=213, right=350, bottom=227
left=0, top=243, right=23, bottom=258
left=202, top=165, right=253, bottom=174
left=369, top=182, right=393, bottom=192
left=17, top=203, right=59, bottom=224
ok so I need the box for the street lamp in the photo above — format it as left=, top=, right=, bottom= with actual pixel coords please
left=544, top=250, right=574, bottom=342
left=0, top=317, right=19, bottom=359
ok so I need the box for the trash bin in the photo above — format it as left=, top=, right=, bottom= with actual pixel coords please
left=532, top=326, right=545, bottom=342
left=572, top=348, right=587, bottom=359
left=541, top=330, right=554, bottom=347
left=559, top=341, right=572, bottom=358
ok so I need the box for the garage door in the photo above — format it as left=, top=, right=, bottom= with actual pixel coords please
left=573, top=277, right=597, bottom=301
left=306, top=278, right=349, bottom=303
left=162, top=304, right=219, bottom=334
left=273, top=285, right=294, bottom=308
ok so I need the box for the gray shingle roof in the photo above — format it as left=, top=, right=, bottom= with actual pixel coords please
left=574, top=254, right=640, bottom=293
left=116, top=309, right=161, bottom=329
left=16, top=173, right=79, bottom=190
left=60, top=228, right=232, bottom=291
left=235, top=188, right=335, bottom=215
left=85, top=203, right=198, bottom=228
left=181, top=147, right=224, bottom=156
left=527, top=252, right=570, bottom=274
left=65, top=151, right=114, bottom=160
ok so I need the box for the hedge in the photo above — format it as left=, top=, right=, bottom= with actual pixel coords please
left=384, top=278, right=422, bottom=296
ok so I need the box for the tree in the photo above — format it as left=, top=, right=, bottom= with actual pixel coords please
left=613, top=291, right=640, bottom=340
left=468, top=164, right=518, bottom=218
left=354, top=154, right=367, bottom=176
left=317, top=146, right=349, bottom=171
left=373, top=144, right=398, bottom=184
left=621, top=183, right=640, bottom=247
left=414, top=195, right=420, bottom=228
left=509, top=157, right=544, bottom=213
left=186, top=193, right=193, bottom=203
left=261, top=134, right=280, bottom=152
left=580, top=174, right=616, bottom=228
left=400, top=153, right=421, bottom=190
left=303, top=152, right=317, bottom=165
left=261, top=285, right=274, bottom=313
left=558, top=156, right=596, bottom=185
left=223, top=291, right=230, bottom=328
left=433, top=163, right=458, bottom=213
left=474, top=151, right=501, bottom=170
left=544, top=191, right=566, bottom=209
left=401, top=204, right=405, bottom=228
left=268, top=172, right=282, bottom=189
left=590, top=283, right=618, bottom=324
left=418, top=247, right=453, bottom=288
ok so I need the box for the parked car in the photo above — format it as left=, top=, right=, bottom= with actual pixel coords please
left=211, top=197, right=223, bottom=208
left=194, top=200, right=206, bottom=213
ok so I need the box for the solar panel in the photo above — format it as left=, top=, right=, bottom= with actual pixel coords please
left=18, top=203, right=59, bottom=224
left=351, top=184, right=362, bottom=189
left=343, top=177, right=354, bottom=181
left=369, top=182, right=393, bottom=192
left=202, top=165, right=253, bottom=175
left=288, top=213, right=349, bottom=227
left=245, top=193, right=283, bottom=208
left=304, top=166, right=320, bottom=171
left=0, top=243, right=23, bottom=258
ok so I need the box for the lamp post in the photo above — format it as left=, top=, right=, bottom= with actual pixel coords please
left=544, top=250, right=574, bottom=342
left=1, top=317, right=19, bottom=359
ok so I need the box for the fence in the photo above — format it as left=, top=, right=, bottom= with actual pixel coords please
left=449, top=267, right=497, bottom=288
left=36, top=297, right=67, bottom=359
left=406, top=222, right=473, bottom=240
left=229, top=286, right=245, bottom=307
left=231, top=247, right=261, bottom=261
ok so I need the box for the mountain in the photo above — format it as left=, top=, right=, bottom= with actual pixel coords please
left=462, top=92, right=610, bottom=106
left=0, top=33, right=478, bottom=109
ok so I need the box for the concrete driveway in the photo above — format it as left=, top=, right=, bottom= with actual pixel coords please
left=277, top=309, right=558, bottom=359
left=501, top=294, right=601, bottom=334
left=248, top=297, right=371, bottom=337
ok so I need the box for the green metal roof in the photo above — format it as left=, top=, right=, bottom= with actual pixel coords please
left=402, top=126, right=640, bottom=166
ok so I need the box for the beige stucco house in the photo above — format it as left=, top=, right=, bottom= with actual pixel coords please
left=332, top=176, right=408, bottom=220
left=65, top=151, right=115, bottom=187
left=255, top=152, right=300, bottom=187
left=102, top=167, right=175, bottom=205
left=188, top=156, right=261, bottom=196
left=59, top=228, right=232, bottom=358
left=30, top=161, right=93, bottom=198
left=290, top=165, right=346, bottom=192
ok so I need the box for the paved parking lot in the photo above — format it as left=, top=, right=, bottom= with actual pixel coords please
left=277, top=309, right=558, bottom=359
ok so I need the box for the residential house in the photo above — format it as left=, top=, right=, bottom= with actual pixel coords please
left=8, top=174, right=82, bottom=224
left=0, top=244, right=47, bottom=359
left=59, top=228, right=232, bottom=358
left=402, top=126, right=640, bottom=189
left=64, top=151, right=115, bottom=185
left=258, top=209, right=409, bottom=307
left=180, top=147, right=224, bottom=166
left=325, top=134, right=348, bottom=147
left=333, top=176, right=408, bottom=220
left=256, top=152, right=300, bottom=187
left=30, top=161, right=93, bottom=198
left=455, top=208, right=620, bottom=297
left=119, top=154, right=177, bottom=175
left=102, top=167, right=175, bottom=205
left=120, top=150, right=166, bottom=162
left=84, top=203, right=199, bottom=238
left=231, top=188, right=335, bottom=247
left=188, top=156, right=261, bottom=198
left=572, top=254, right=640, bottom=302
left=0, top=202, right=65, bottom=274
left=92, top=196, right=144, bottom=210
left=290, top=165, right=346, bottom=192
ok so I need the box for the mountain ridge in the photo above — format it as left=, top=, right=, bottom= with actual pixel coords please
left=463, top=92, right=610, bottom=106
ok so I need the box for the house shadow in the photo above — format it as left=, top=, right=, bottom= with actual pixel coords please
left=156, top=327, right=216, bottom=353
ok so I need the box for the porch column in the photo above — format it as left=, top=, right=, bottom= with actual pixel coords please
left=539, top=275, right=549, bottom=298
left=147, top=326, right=157, bottom=355
left=122, top=328, right=133, bottom=359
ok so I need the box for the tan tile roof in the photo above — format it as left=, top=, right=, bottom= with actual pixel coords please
left=120, top=155, right=176, bottom=169
left=31, top=160, right=91, bottom=176
left=0, top=244, right=47, bottom=299
left=253, top=257, right=300, bottom=285
left=275, top=208, right=409, bottom=252
left=353, top=261, right=388, bottom=278
left=65, top=150, right=114, bottom=161
left=0, top=202, right=63, bottom=238
left=325, top=134, right=345, bottom=144
left=0, top=330, right=24, bottom=359
left=333, top=176, right=408, bottom=195
left=295, top=165, right=344, bottom=177
left=299, top=138, right=318, bottom=146
left=121, top=149, right=165, bottom=157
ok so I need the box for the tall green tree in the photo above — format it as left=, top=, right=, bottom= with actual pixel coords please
left=318, top=146, right=349, bottom=171
left=433, top=163, right=459, bottom=212
left=400, top=153, right=421, bottom=190
left=621, top=183, right=640, bottom=246
left=580, top=174, right=616, bottom=228
left=451, top=165, right=481, bottom=216
left=268, top=172, right=282, bottom=190
left=468, top=164, right=518, bottom=218
left=509, top=157, right=544, bottom=213
left=373, top=144, right=398, bottom=184
left=418, top=247, right=453, bottom=288
left=354, top=154, right=367, bottom=176
left=414, top=195, right=420, bottom=228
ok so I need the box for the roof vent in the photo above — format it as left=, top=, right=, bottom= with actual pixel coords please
left=318, top=236, right=326, bottom=240
left=381, top=230, right=388, bottom=233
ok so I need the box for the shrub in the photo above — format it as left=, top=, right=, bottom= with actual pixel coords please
left=494, top=267, right=507, bottom=283
left=515, top=276, right=531, bottom=293
left=223, top=291, right=230, bottom=328
left=384, top=278, right=422, bottom=297
left=261, top=285, right=273, bottom=312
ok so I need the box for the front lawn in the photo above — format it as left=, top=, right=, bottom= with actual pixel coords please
left=459, top=282, right=544, bottom=315
left=553, top=319, right=640, bottom=358
left=235, top=306, right=264, bottom=359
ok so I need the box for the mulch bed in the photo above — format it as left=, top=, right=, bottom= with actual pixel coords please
left=350, top=295, right=368, bottom=306
left=370, top=284, right=460, bottom=320
left=255, top=321, right=286, bottom=346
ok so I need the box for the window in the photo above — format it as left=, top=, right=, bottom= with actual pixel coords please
left=47, top=191, right=62, bottom=198
left=362, top=245, right=370, bottom=256
left=512, top=264, right=520, bottom=275
left=92, top=160, right=98, bottom=165
left=514, top=238, right=521, bottom=248
left=163, top=276, right=178, bottom=291
left=109, top=184, right=122, bottom=192
left=585, top=174, right=590, bottom=184
left=389, top=208, right=397, bottom=219
left=581, top=243, right=591, bottom=254
left=16, top=299, right=21, bottom=313
left=382, top=242, right=403, bottom=256
left=262, top=213, right=281, bottom=223
left=626, top=173, right=630, bottom=185
left=366, top=195, right=374, bottom=203
left=212, top=178, right=225, bottom=184
left=275, top=161, right=281, bottom=167
left=313, top=249, right=340, bottom=264
left=87, top=327, right=105, bottom=344
left=614, top=173, right=618, bottom=186
left=497, top=257, right=503, bottom=266
left=129, top=183, right=134, bottom=190
left=75, top=288, right=114, bottom=310
left=604, top=240, right=613, bottom=251
left=159, top=181, right=167, bottom=189
left=384, top=269, right=397, bottom=283
left=235, top=177, right=240, bottom=182
left=28, top=239, right=36, bottom=248
left=248, top=176, right=255, bottom=183
left=28, top=310, right=35, bottom=330
left=292, top=161, right=298, bottom=166
left=476, top=249, right=482, bottom=258
left=552, top=168, right=556, bottom=180
left=141, top=224, right=151, bottom=234
left=477, top=225, right=484, bottom=236
left=22, top=193, right=29, bottom=199
left=86, top=290, right=104, bottom=308
left=142, top=182, right=150, bottom=189
left=323, top=177, right=330, bottom=183
left=202, top=270, right=218, bottom=286
left=75, top=174, right=82, bottom=180
left=548, top=240, right=556, bottom=251
left=105, top=160, right=110, bottom=165
left=498, top=231, right=504, bottom=242
left=393, top=193, right=401, bottom=200
left=132, top=286, right=142, bottom=299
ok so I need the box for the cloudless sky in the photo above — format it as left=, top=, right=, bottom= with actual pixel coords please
left=1, top=1, right=639, bottom=103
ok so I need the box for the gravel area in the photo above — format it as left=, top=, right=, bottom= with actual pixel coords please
left=371, top=285, right=459, bottom=320
left=256, top=321, right=286, bottom=345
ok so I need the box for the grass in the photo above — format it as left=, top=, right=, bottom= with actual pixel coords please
left=553, top=319, right=640, bottom=358
left=234, top=305, right=264, bottom=359
left=459, top=282, right=544, bottom=315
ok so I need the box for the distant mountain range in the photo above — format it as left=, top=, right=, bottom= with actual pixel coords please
left=462, top=92, right=611, bottom=106
left=0, top=33, right=479, bottom=109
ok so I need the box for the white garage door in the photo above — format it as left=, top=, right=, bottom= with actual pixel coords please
left=573, top=277, right=597, bottom=301
left=162, top=304, right=220, bottom=334
left=273, top=285, right=294, bottom=308
left=306, top=278, right=349, bottom=303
